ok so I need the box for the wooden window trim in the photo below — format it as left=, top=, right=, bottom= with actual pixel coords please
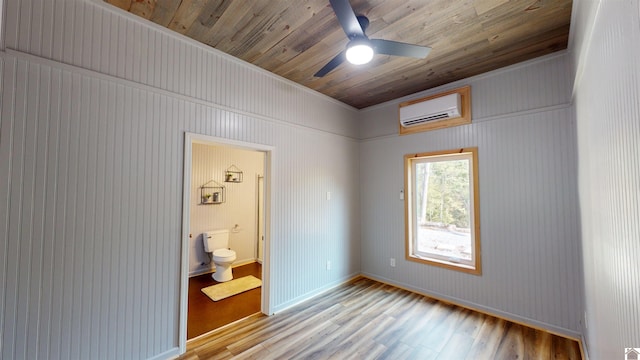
left=404, top=147, right=482, bottom=275
left=399, top=85, right=471, bottom=135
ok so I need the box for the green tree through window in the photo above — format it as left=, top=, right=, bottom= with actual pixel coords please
left=405, top=148, right=481, bottom=274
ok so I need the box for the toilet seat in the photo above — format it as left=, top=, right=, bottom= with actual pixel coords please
left=212, top=249, right=236, bottom=261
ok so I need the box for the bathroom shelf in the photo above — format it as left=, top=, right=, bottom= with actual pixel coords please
left=200, top=180, right=225, bottom=205
left=224, top=165, right=243, bottom=183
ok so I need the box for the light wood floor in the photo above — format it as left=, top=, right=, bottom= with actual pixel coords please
left=179, top=277, right=582, bottom=359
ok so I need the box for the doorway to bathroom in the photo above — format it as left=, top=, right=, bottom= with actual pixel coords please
left=180, top=133, right=272, bottom=349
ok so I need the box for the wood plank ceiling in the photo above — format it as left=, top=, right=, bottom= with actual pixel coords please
left=105, top=0, right=572, bottom=109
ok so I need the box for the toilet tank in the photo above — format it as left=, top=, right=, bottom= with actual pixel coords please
left=203, top=229, right=229, bottom=253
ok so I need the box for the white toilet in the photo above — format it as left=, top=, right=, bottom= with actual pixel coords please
left=203, top=229, right=236, bottom=282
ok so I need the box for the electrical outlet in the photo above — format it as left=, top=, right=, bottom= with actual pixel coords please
left=326, top=191, right=331, bottom=200
left=326, top=260, right=331, bottom=270
left=390, top=258, right=396, bottom=267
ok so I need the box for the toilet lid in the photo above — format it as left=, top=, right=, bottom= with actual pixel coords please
left=213, top=249, right=235, bottom=257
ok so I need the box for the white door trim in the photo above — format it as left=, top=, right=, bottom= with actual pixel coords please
left=180, top=132, right=274, bottom=353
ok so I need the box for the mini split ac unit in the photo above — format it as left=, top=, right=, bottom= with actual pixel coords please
left=399, top=93, right=461, bottom=128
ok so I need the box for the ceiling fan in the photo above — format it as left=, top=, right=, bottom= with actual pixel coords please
left=314, top=0, right=432, bottom=77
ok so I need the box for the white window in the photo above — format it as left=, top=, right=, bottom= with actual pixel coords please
left=404, top=148, right=481, bottom=274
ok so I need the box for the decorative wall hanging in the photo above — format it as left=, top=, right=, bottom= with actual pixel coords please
left=224, top=165, right=243, bottom=183
left=200, top=180, right=225, bottom=205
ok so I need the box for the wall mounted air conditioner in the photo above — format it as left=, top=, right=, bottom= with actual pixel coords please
left=399, top=93, right=461, bottom=128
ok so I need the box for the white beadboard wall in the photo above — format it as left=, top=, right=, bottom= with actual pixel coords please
left=572, top=0, right=640, bottom=358
left=359, top=53, right=582, bottom=336
left=359, top=52, right=572, bottom=140
left=0, top=52, right=362, bottom=360
left=0, top=1, right=361, bottom=359
left=189, top=143, right=264, bottom=276
left=2, top=0, right=359, bottom=137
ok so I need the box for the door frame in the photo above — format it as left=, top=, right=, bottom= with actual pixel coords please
left=257, top=175, right=265, bottom=263
left=179, top=132, right=274, bottom=352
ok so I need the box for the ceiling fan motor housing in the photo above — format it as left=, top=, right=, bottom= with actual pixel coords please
left=314, top=0, right=431, bottom=77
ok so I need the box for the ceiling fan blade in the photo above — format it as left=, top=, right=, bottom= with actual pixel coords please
left=329, top=0, right=365, bottom=38
left=314, top=51, right=346, bottom=77
left=371, top=39, right=432, bottom=59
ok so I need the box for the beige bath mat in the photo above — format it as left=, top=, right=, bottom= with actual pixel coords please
left=201, top=275, right=262, bottom=302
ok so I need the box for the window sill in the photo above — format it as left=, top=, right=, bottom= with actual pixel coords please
left=407, top=254, right=482, bottom=275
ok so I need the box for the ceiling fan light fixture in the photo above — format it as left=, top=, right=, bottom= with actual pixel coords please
left=314, top=1, right=431, bottom=77
left=346, top=42, right=374, bottom=65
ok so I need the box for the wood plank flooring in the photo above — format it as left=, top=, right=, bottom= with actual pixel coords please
left=188, top=262, right=262, bottom=339
left=179, top=277, right=582, bottom=359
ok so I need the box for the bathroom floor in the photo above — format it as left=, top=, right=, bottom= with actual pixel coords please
left=187, top=262, right=262, bottom=340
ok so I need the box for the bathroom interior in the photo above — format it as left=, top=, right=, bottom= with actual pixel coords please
left=188, top=142, right=265, bottom=339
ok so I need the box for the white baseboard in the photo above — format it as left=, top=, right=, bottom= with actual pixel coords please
left=361, top=272, right=582, bottom=341
left=148, top=347, right=180, bottom=360
left=189, top=259, right=259, bottom=278
left=270, top=272, right=360, bottom=314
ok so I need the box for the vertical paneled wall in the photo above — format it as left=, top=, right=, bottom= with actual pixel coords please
left=1, top=56, right=184, bottom=360
left=2, top=0, right=358, bottom=137
left=190, top=144, right=264, bottom=275
left=359, top=53, right=582, bottom=336
left=0, top=1, right=361, bottom=359
left=572, top=0, right=640, bottom=358
left=359, top=53, right=572, bottom=140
